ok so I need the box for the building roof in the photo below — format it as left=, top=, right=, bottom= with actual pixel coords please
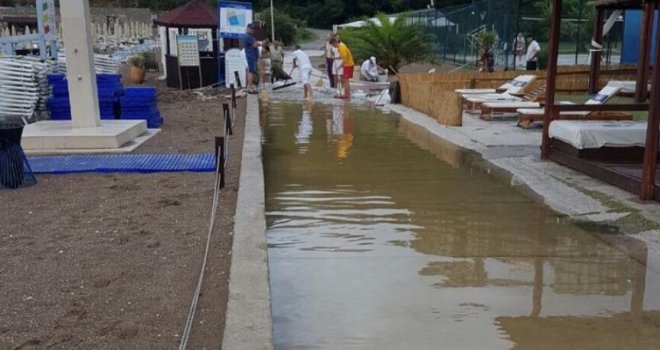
left=588, top=0, right=644, bottom=9
left=154, top=0, right=218, bottom=28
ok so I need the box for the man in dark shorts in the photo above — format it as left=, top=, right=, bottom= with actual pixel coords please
left=243, top=23, right=261, bottom=93
left=525, top=34, right=541, bottom=71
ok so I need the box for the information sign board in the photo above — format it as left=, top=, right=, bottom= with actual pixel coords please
left=219, top=1, right=253, bottom=39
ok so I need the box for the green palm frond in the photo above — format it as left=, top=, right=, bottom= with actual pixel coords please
left=341, top=13, right=435, bottom=72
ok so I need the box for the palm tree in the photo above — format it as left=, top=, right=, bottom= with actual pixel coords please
left=340, top=13, right=435, bottom=72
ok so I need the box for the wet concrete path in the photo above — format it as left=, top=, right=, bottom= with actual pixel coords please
left=262, top=102, right=660, bottom=350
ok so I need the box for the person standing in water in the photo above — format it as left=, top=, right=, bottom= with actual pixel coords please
left=293, top=45, right=313, bottom=100
left=335, top=34, right=354, bottom=100
left=325, top=33, right=336, bottom=88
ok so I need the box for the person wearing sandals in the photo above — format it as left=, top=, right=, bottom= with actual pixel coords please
left=243, top=23, right=262, bottom=94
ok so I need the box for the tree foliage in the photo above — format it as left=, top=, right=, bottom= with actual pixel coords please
left=258, top=7, right=305, bottom=46
left=340, top=13, right=435, bottom=71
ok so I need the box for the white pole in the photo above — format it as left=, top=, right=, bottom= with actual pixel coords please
left=59, top=0, right=101, bottom=129
left=270, top=0, right=275, bottom=43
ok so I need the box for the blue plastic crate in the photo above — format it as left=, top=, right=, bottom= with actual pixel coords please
left=124, top=87, right=157, bottom=97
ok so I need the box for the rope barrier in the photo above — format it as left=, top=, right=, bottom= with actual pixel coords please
left=178, top=94, right=236, bottom=350
left=178, top=150, right=222, bottom=350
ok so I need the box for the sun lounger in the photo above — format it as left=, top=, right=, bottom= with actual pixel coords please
left=459, top=75, right=537, bottom=111
left=516, top=85, right=632, bottom=128
left=478, top=86, right=548, bottom=120
left=608, top=80, right=652, bottom=97
left=456, top=74, right=536, bottom=96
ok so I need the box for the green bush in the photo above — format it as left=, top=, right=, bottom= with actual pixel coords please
left=258, top=7, right=306, bottom=46
left=538, top=47, right=548, bottom=70
left=128, top=54, right=146, bottom=68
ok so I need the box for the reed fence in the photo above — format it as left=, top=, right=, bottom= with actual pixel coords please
left=398, top=65, right=639, bottom=125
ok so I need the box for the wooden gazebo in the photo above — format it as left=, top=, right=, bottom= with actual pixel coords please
left=542, top=0, right=660, bottom=201
left=154, top=0, right=220, bottom=89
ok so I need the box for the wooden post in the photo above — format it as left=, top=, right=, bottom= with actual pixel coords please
left=588, top=9, right=604, bottom=94
left=640, top=10, right=660, bottom=201
left=541, top=0, right=563, bottom=160
left=636, top=1, right=655, bottom=102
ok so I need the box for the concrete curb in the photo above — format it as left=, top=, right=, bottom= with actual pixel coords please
left=222, top=95, right=274, bottom=350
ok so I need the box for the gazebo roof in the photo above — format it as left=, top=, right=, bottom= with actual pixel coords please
left=588, top=0, right=644, bottom=9
left=154, top=0, right=218, bottom=28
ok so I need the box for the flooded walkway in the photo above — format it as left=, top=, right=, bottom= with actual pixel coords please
left=262, top=102, right=660, bottom=350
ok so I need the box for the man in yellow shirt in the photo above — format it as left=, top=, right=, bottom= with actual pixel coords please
left=335, top=34, right=354, bottom=100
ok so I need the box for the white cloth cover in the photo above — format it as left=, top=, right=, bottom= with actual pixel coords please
left=549, top=120, right=647, bottom=149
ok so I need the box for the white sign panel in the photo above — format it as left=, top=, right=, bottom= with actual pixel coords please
left=219, top=1, right=253, bottom=39
left=177, top=35, right=200, bottom=67
left=36, top=0, right=57, bottom=41
left=168, top=28, right=179, bottom=56
left=189, top=28, right=214, bottom=52
left=225, top=48, right=246, bottom=88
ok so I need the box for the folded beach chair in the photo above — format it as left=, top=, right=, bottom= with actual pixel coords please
left=516, top=85, right=632, bottom=129
left=461, top=75, right=537, bottom=112
left=479, top=86, right=548, bottom=120
left=454, top=74, right=536, bottom=96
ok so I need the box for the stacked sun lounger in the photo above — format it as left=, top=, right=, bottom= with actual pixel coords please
left=47, top=74, right=123, bottom=120
left=53, top=51, right=121, bottom=75
left=0, top=57, right=53, bottom=122
left=120, top=87, right=163, bottom=128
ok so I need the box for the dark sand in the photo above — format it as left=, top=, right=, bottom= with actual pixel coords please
left=1, top=74, right=245, bottom=349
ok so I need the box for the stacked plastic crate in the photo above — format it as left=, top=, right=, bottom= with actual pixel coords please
left=120, top=87, right=162, bottom=128
left=46, top=74, right=122, bottom=120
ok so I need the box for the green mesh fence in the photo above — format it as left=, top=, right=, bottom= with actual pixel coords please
left=411, top=0, right=624, bottom=70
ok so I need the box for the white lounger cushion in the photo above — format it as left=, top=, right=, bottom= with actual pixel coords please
left=482, top=101, right=541, bottom=109
left=455, top=88, right=497, bottom=95
left=455, top=74, right=537, bottom=96
left=549, top=120, right=647, bottom=149
left=608, top=80, right=651, bottom=94
left=465, top=94, right=523, bottom=103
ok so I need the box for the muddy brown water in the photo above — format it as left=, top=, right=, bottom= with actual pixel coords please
left=262, top=102, right=660, bottom=350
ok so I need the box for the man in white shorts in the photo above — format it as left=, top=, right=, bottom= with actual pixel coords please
left=293, top=45, right=313, bottom=100
left=330, top=38, right=343, bottom=94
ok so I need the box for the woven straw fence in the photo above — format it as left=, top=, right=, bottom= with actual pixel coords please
left=399, top=65, right=639, bottom=125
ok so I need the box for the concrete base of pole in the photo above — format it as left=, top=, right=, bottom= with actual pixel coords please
left=21, top=120, right=153, bottom=153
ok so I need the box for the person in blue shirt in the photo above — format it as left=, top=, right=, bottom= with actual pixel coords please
left=243, top=23, right=262, bottom=94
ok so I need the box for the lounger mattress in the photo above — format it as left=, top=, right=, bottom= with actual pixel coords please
left=455, top=88, right=496, bottom=95
left=482, top=101, right=540, bottom=109
left=549, top=120, right=647, bottom=149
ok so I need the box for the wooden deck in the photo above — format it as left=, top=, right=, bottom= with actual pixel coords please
left=549, top=140, right=660, bottom=201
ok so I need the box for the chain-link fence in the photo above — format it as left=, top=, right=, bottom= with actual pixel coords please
left=410, top=0, right=624, bottom=70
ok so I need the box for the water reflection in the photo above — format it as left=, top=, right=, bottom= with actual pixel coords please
left=295, top=103, right=313, bottom=154
left=263, top=103, right=660, bottom=350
